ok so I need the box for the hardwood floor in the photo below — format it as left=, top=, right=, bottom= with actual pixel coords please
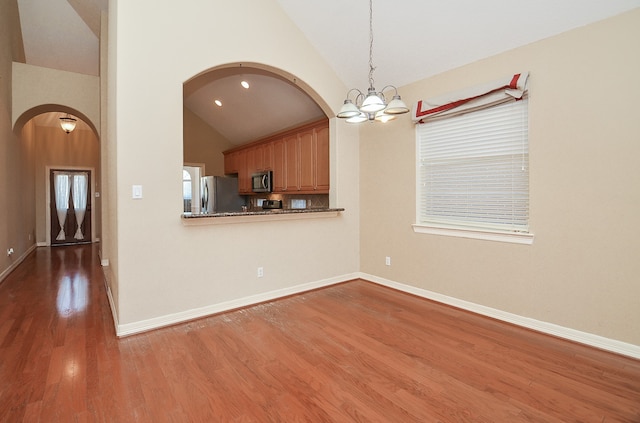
left=1, top=244, right=639, bottom=422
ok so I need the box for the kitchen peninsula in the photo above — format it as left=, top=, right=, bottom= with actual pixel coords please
left=182, top=207, right=344, bottom=225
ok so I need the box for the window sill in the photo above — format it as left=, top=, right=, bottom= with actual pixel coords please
left=412, top=223, right=534, bottom=245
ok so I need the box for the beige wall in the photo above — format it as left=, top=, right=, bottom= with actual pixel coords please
left=0, top=0, right=36, bottom=281
left=12, top=62, right=100, bottom=134
left=109, top=0, right=360, bottom=325
left=183, top=107, right=233, bottom=176
left=360, top=9, right=640, bottom=346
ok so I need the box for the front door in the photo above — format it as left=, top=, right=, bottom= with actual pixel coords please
left=50, top=170, right=92, bottom=245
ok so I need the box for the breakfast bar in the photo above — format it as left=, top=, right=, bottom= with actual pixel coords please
left=181, top=207, right=344, bottom=225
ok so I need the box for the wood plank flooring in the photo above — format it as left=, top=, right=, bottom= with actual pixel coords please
left=1, top=244, right=639, bottom=422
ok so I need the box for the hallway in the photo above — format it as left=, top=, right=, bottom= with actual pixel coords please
left=0, top=245, right=115, bottom=421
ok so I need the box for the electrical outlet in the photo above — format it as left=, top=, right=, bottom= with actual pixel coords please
left=7, top=248, right=14, bottom=257
left=385, top=256, right=391, bottom=266
left=257, top=267, right=264, bottom=278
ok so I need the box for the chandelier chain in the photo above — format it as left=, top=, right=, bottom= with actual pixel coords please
left=368, top=0, right=376, bottom=90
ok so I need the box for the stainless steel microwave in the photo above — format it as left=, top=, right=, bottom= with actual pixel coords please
left=251, top=171, right=272, bottom=193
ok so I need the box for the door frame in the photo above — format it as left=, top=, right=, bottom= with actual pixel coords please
left=183, top=162, right=205, bottom=214
left=45, top=165, right=96, bottom=246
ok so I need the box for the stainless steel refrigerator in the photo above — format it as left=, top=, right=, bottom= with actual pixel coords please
left=201, top=176, right=246, bottom=213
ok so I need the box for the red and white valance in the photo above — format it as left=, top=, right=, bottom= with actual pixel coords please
left=411, top=72, right=529, bottom=123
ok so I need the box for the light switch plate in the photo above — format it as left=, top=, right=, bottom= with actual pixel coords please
left=132, top=185, right=143, bottom=199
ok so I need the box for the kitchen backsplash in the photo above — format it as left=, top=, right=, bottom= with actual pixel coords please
left=248, top=194, right=329, bottom=210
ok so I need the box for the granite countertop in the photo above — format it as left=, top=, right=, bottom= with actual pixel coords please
left=182, top=208, right=344, bottom=219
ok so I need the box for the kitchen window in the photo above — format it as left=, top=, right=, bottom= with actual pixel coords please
left=183, top=170, right=192, bottom=212
left=413, top=95, right=533, bottom=244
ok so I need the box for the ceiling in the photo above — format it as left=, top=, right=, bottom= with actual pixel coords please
left=183, top=67, right=325, bottom=145
left=15, top=0, right=640, bottom=143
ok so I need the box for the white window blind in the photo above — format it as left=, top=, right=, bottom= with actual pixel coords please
left=417, top=98, right=529, bottom=233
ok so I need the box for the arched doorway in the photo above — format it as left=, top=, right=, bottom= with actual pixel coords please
left=14, top=109, right=101, bottom=247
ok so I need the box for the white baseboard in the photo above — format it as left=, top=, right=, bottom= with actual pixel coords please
left=36, top=242, right=47, bottom=247
left=115, top=273, right=360, bottom=337
left=360, top=273, right=640, bottom=360
left=0, top=244, right=37, bottom=284
left=106, top=284, right=119, bottom=332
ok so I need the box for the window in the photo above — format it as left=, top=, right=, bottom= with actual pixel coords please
left=183, top=164, right=204, bottom=213
left=415, top=98, right=532, bottom=244
left=183, top=169, right=192, bottom=213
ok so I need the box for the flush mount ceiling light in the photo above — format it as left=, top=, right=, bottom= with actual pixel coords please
left=240, top=80, right=250, bottom=89
left=337, top=0, right=409, bottom=124
left=59, top=114, right=77, bottom=134
left=214, top=99, right=223, bottom=107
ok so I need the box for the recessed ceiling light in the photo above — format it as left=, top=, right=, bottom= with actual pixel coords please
left=241, top=81, right=249, bottom=89
left=214, top=99, right=222, bottom=107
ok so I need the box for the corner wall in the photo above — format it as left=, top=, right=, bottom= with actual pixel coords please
left=0, top=0, right=36, bottom=282
left=360, top=9, right=640, bottom=346
left=110, top=0, right=360, bottom=326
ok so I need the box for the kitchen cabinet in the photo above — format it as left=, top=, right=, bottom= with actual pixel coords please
left=223, top=119, right=329, bottom=194
left=272, top=138, right=286, bottom=192
left=224, top=150, right=240, bottom=175
left=224, top=148, right=254, bottom=194
left=314, top=125, right=330, bottom=192
left=298, top=129, right=315, bottom=192
left=246, top=146, right=261, bottom=176
left=281, top=125, right=329, bottom=193
left=284, top=134, right=300, bottom=191
left=223, top=149, right=251, bottom=194
left=260, top=143, right=274, bottom=171
left=236, top=150, right=250, bottom=194
left=246, top=143, right=274, bottom=175
left=294, top=125, right=330, bottom=193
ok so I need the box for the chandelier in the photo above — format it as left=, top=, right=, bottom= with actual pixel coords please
left=59, top=114, right=77, bottom=134
left=336, top=0, right=409, bottom=123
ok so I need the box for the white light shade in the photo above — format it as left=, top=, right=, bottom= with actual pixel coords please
left=337, top=100, right=361, bottom=118
left=385, top=95, right=410, bottom=114
left=360, top=89, right=386, bottom=113
left=375, top=111, right=396, bottom=123
left=59, top=115, right=77, bottom=134
left=346, top=112, right=368, bottom=124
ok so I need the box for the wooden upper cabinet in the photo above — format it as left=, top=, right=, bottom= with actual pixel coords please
left=295, top=124, right=330, bottom=193
left=246, top=143, right=274, bottom=175
left=272, top=138, right=285, bottom=192
left=284, top=134, right=299, bottom=192
left=223, top=119, right=329, bottom=195
left=236, top=150, right=250, bottom=194
left=246, top=146, right=260, bottom=176
left=224, top=150, right=239, bottom=175
left=298, top=129, right=315, bottom=192
left=315, top=125, right=330, bottom=192
left=261, top=143, right=274, bottom=171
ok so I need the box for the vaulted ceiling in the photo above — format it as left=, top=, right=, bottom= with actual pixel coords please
left=14, top=0, right=640, bottom=143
